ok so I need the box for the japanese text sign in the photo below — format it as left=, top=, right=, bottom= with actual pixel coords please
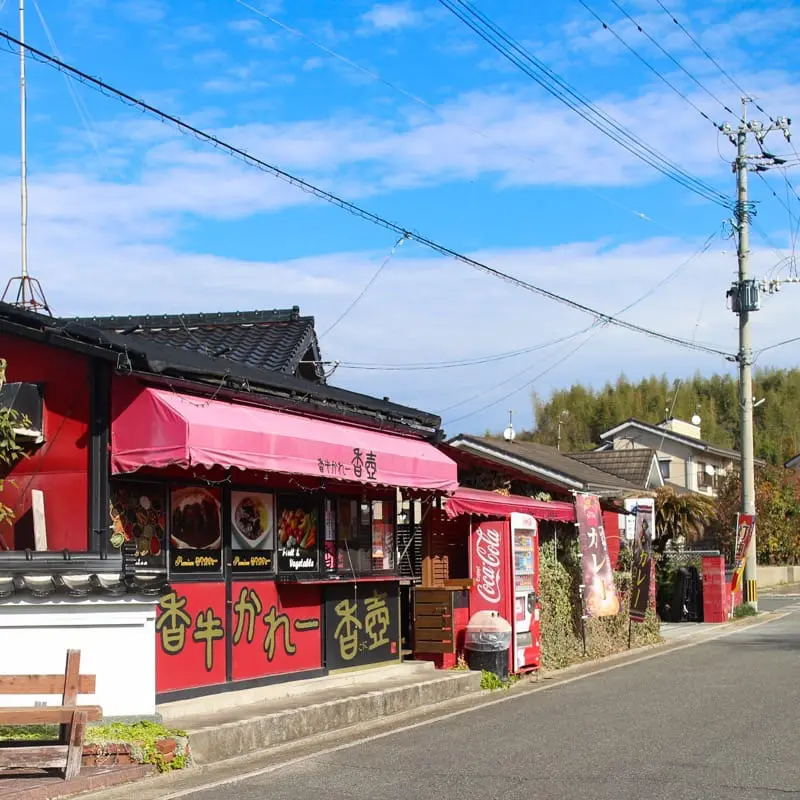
left=629, top=504, right=653, bottom=623
left=324, top=582, right=400, bottom=670
left=574, top=493, right=620, bottom=618
left=730, top=513, right=756, bottom=594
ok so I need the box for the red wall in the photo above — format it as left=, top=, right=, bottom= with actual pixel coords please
left=0, top=333, right=91, bottom=551
left=602, top=511, right=621, bottom=569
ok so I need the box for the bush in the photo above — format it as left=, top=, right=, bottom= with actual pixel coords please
left=732, top=603, right=758, bottom=618
left=539, top=547, right=661, bottom=670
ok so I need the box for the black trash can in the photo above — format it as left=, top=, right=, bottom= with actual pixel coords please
left=464, top=610, right=512, bottom=679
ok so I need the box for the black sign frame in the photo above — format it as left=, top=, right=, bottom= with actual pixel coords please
left=324, top=582, right=400, bottom=670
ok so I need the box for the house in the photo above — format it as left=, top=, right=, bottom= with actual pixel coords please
left=0, top=302, right=458, bottom=715
left=786, top=454, right=800, bottom=473
left=596, top=417, right=748, bottom=498
left=445, top=434, right=649, bottom=568
left=447, top=434, right=644, bottom=498
left=566, top=448, right=663, bottom=491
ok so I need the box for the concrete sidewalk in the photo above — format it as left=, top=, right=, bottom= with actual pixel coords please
left=161, top=661, right=482, bottom=764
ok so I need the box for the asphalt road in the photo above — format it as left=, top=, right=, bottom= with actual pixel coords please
left=178, top=603, right=800, bottom=800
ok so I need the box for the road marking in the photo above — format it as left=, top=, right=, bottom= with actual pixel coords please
left=158, top=611, right=789, bottom=800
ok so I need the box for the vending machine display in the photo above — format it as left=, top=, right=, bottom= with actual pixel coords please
left=510, top=512, right=540, bottom=672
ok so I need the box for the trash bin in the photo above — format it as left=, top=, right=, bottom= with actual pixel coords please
left=464, top=610, right=512, bottom=678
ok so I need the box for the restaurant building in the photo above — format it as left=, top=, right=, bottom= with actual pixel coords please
left=0, top=304, right=457, bottom=715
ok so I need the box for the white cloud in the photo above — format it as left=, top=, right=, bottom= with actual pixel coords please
left=358, top=3, right=423, bottom=34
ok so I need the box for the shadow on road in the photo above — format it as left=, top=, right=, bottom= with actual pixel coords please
left=711, top=635, right=800, bottom=651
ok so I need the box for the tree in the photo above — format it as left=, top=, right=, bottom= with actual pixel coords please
left=709, top=467, right=800, bottom=564
left=528, top=368, right=800, bottom=464
left=654, top=486, right=715, bottom=553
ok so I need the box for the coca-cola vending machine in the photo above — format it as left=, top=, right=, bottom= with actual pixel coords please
left=469, top=515, right=540, bottom=673
left=510, top=512, right=540, bottom=672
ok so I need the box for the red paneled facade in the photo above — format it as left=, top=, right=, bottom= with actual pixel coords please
left=0, top=333, right=91, bottom=551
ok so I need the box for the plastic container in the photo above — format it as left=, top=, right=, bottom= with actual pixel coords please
left=464, top=611, right=512, bottom=678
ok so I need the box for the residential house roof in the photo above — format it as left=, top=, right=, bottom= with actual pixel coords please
left=68, top=308, right=324, bottom=383
left=447, top=434, right=644, bottom=496
left=566, top=448, right=663, bottom=489
left=599, top=417, right=744, bottom=461
left=786, top=454, right=800, bottom=470
left=0, top=303, right=442, bottom=438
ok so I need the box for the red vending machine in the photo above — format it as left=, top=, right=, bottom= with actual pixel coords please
left=510, top=512, right=540, bottom=672
left=468, top=514, right=540, bottom=673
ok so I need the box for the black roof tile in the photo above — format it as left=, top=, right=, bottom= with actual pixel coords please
left=68, top=308, right=323, bottom=382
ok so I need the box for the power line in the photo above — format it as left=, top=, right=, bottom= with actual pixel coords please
left=0, top=29, right=734, bottom=359
left=319, top=235, right=407, bottom=339
left=577, top=0, right=724, bottom=127
left=605, top=0, right=735, bottom=118
left=231, top=0, right=679, bottom=236
left=440, top=232, right=719, bottom=422
left=437, top=0, right=731, bottom=208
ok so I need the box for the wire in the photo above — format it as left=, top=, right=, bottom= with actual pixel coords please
left=438, top=0, right=730, bottom=208
left=30, top=0, right=108, bottom=172
left=440, top=232, right=720, bottom=422
left=578, top=0, right=724, bottom=127
left=231, top=0, right=676, bottom=237
left=336, top=329, right=603, bottom=371
left=605, top=0, right=735, bottom=118
left=754, top=335, right=800, bottom=361
left=319, top=234, right=407, bottom=339
left=0, top=29, right=734, bottom=359
left=442, top=331, right=598, bottom=426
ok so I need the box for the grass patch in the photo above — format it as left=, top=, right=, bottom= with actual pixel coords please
left=0, top=720, right=191, bottom=773
left=732, top=603, right=758, bottom=618
left=480, top=670, right=520, bottom=691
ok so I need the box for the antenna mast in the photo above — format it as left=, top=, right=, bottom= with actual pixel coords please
left=2, top=0, right=51, bottom=315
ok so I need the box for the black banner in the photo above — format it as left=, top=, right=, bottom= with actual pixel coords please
left=171, top=549, right=223, bottom=573
left=630, top=504, right=653, bottom=623
left=324, top=582, right=400, bottom=670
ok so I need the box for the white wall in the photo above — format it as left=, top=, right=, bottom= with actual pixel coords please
left=0, top=597, right=157, bottom=718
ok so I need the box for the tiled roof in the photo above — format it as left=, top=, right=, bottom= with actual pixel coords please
left=567, top=449, right=658, bottom=488
left=448, top=435, right=642, bottom=495
left=599, top=417, right=742, bottom=460
left=68, top=308, right=324, bottom=382
left=1, top=302, right=442, bottom=436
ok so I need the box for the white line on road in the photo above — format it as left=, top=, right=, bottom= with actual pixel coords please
left=158, top=612, right=790, bottom=800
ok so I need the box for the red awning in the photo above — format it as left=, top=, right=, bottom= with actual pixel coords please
left=444, top=487, right=575, bottom=522
left=111, top=386, right=458, bottom=492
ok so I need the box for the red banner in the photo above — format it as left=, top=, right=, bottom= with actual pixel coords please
left=231, top=581, right=322, bottom=681
left=156, top=582, right=226, bottom=694
left=470, top=520, right=508, bottom=615
left=730, top=513, right=756, bottom=594
left=574, top=493, right=620, bottom=618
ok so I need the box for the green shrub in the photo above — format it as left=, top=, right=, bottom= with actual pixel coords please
left=732, top=603, right=758, bottom=618
left=539, top=546, right=661, bottom=670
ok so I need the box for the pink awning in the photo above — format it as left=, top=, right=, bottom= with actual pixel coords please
left=444, top=487, right=575, bottom=522
left=111, top=386, right=458, bottom=492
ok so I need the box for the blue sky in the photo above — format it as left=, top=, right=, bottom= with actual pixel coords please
left=0, top=0, right=798, bottom=436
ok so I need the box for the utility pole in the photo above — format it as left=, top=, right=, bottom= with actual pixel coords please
left=721, top=98, right=793, bottom=610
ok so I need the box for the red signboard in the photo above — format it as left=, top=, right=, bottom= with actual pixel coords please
left=730, top=513, right=756, bottom=594
left=156, top=582, right=226, bottom=694
left=231, top=581, right=322, bottom=681
left=574, top=493, right=620, bottom=618
left=470, top=520, right=510, bottom=616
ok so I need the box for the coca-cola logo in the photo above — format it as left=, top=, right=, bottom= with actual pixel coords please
left=475, top=526, right=502, bottom=605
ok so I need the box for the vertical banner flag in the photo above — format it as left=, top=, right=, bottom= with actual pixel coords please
left=574, top=493, right=620, bottom=618
left=629, top=504, right=653, bottom=622
left=730, top=513, right=756, bottom=594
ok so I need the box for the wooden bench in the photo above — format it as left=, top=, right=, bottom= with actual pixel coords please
left=0, top=650, right=103, bottom=780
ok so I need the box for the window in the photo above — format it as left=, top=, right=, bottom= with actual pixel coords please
left=659, top=459, right=671, bottom=480
left=335, top=497, right=396, bottom=575
left=697, top=462, right=718, bottom=490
